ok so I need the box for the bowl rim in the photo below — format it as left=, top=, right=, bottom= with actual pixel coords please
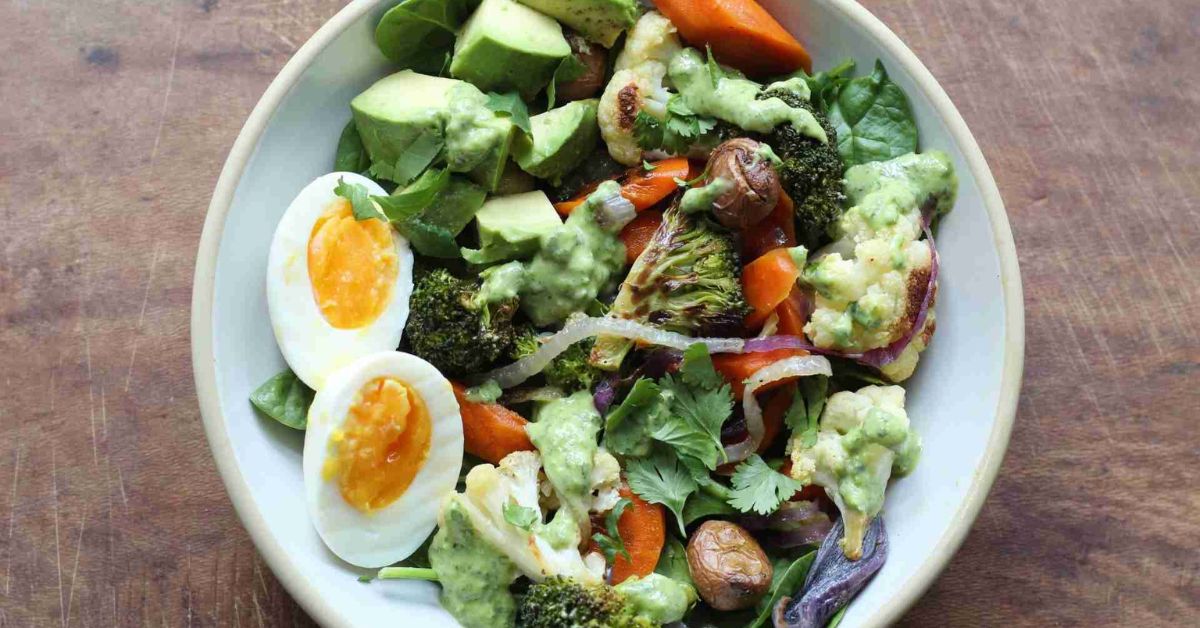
left=191, top=1, right=1025, bottom=626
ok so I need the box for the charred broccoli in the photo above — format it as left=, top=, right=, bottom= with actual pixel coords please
left=590, top=204, right=750, bottom=370
left=517, top=577, right=654, bottom=628
left=512, top=329, right=602, bottom=393
left=758, top=89, right=846, bottom=247
left=404, top=268, right=518, bottom=377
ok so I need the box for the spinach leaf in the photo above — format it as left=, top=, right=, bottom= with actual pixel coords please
left=682, top=488, right=736, bottom=526
left=485, top=91, right=532, bottom=135
left=374, top=0, right=478, bottom=73
left=333, top=120, right=369, bottom=173
left=377, top=170, right=487, bottom=258
left=802, top=59, right=857, bottom=113
left=547, top=54, right=587, bottom=108
left=827, top=60, right=918, bottom=167
left=748, top=552, right=817, bottom=628
left=827, top=606, right=848, bottom=627
left=249, top=369, right=313, bottom=430
left=655, top=536, right=694, bottom=587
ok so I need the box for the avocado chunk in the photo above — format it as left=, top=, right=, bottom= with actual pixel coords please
left=374, top=0, right=480, bottom=72
left=513, top=99, right=600, bottom=184
left=350, top=70, right=514, bottom=190
left=462, top=191, right=563, bottom=264
left=515, top=0, right=637, bottom=48
left=450, top=0, right=571, bottom=100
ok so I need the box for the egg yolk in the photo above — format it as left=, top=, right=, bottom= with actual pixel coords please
left=323, top=377, right=432, bottom=512
left=307, top=199, right=398, bottom=329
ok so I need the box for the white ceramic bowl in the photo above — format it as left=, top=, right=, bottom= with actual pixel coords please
left=192, top=1, right=1024, bottom=625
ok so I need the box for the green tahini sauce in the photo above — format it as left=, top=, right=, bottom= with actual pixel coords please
left=526, top=391, right=601, bottom=521
left=428, top=497, right=518, bottom=628
left=668, top=48, right=828, bottom=143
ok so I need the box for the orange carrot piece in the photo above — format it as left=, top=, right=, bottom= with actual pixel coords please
left=743, top=191, right=796, bottom=261
left=610, top=487, right=667, bottom=585
left=742, top=247, right=802, bottom=329
left=758, top=383, right=796, bottom=454
left=713, top=348, right=806, bottom=398
left=619, top=210, right=664, bottom=264
left=654, top=0, right=812, bottom=76
left=775, top=286, right=809, bottom=336
left=553, top=158, right=695, bottom=216
left=451, top=382, right=534, bottom=465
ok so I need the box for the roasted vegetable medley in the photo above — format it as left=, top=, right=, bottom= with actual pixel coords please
left=252, top=1, right=959, bottom=626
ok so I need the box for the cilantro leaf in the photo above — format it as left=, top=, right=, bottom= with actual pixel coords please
left=333, top=177, right=383, bottom=221
left=592, top=497, right=632, bottom=563
left=485, top=91, right=531, bottom=135
left=502, top=501, right=539, bottom=530
left=626, top=449, right=698, bottom=535
left=633, top=111, right=664, bottom=151
left=642, top=160, right=657, bottom=171
left=659, top=371, right=733, bottom=469
left=651, top=418, right=721, bottom=470
left=786, top=376, right=828, bottom=448
left=603, top=378, right=668, bottom=457
left=679, top=343, right=724, bottom=389
left=728, top=454, right=803, bottom=515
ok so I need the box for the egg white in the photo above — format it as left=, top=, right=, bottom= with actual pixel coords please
left=303, top=351, right=464, bottom=568
left=267, top=172, right=414, bottom=391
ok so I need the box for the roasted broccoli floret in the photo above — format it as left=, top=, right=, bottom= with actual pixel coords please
left=590, top=204, right=750, bottom=370
left=517, top=577, right=654, bottom=628
left=404, top=268, right=518, bottom=377
left=758, top=89, right=846, bottom=247
left=512, top=329, right=603, bottom=393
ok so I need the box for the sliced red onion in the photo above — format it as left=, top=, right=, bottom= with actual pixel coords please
left=592, top=183, right=637, bottom=232
left=725, top=356, right=832, bottom=463
left=775, top=517, right=888, bottom=628
left=738, top=500, right=833, bottom=548
left=592, top=376, right=618, bottom=414
left=741, top=225, right=940, bottom=371
left=480, top=316, right=746, bottom=389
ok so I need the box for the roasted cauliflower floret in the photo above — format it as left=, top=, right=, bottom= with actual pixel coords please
left=598, top=12, right=681, bottom=165
left=801, top=151, right=956, bottom=382
left=787, top=385, right=920, bottom=560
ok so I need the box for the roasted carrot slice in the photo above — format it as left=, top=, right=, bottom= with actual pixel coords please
left=654, top=0, right=812, bottom=76
left=553, top=158, right=695, bottom=216
left=742, top=247, right=802, bottom=330
left=610, top=487, right=667, bottom=585
left=619, top=210, right=664, bottom=264
left=451, top=382, right=534, bottom=465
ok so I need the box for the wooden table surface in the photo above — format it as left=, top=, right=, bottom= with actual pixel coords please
left=1, top=0, right=1197, bottom=625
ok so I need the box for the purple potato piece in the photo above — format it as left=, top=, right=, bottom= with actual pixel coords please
left=592, top=375, right=618, bottom=413
left=773, top=517, right=888, bottom=628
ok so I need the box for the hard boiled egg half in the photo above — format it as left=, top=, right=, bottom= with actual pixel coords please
left=267, top=172, right=413, bottom=390
left=304, top=351, right=463, bottom=567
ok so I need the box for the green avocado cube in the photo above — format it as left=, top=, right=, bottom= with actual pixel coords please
left=513, top=99, right=599, bottom=184
left=515, top=0, right=638, bottom=48
left=350, top=70, right=513, bottom=191
left=450, top=0, right=571, bottom=101
left=462, top=191, right=563, bottom=265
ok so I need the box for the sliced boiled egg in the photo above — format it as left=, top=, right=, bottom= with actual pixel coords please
left=267, top=172, right=413, bottom=390
left=303, top=351, right=463, bottom=567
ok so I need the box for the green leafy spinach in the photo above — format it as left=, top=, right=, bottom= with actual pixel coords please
left=249, top=369, right=313, bottom=430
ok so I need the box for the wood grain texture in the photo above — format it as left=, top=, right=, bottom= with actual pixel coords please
left=0, top=0, right=1196, bottom=626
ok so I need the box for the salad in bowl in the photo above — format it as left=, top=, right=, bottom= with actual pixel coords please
left=242, top=0, right=969, bottom=626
